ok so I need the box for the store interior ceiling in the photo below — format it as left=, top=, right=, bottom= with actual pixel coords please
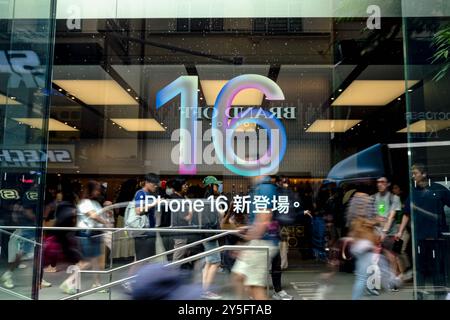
left=3, top=17, right=450, bottom=177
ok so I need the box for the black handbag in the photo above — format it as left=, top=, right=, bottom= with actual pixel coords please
left=393, top=239, right=403, bottom=254
left=383, top=235, right=403, bottom=254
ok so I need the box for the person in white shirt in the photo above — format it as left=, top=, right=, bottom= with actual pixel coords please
left=76, top=180, right=108, bottom=290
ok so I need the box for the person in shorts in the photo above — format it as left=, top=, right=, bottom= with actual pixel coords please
left=232, top=175, right=278, bottom=300
left=200, top=176, right=225, bottom=300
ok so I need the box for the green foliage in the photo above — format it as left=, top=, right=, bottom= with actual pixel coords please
left=431, top=24, right=450, bottom=81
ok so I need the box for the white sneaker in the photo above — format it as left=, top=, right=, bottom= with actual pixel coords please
left=272, top=290, right=293, bottom=300
left=92, top=283, right=108, bottom=293
left=41, top=279, right=52, bottom=288
left=201, top=291, right=222, bottom=300
left=18, top=264, right=27, bottom=269
left=0, top=271, right=15, bottom=289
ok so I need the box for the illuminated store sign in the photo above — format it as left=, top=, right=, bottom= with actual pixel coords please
left=0, top=149, right=72, bottom=164
left=157, top=75, right=287, bottom=176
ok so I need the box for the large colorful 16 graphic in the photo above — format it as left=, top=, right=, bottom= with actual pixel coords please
left=156, top=74, right=287, bottom=177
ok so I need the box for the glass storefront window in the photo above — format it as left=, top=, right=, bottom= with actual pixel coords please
left=0, top=0, right=449, bottom=301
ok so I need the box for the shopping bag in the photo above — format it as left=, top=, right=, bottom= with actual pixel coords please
left=59, top=272, right=77, bottom=295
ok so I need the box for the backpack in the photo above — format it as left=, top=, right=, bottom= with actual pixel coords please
left=124, top=191, right=149, bottom=230
left=273, top=187, right=301, bottom=226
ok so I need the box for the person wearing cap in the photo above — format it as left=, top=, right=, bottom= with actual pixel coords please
left=200, top=176, right=225, bottom=300
left=121, top=173, right=161, bottom=293
left=203, top=176, right=222, bottom=189
left=133, top=173, right=160, bottom=261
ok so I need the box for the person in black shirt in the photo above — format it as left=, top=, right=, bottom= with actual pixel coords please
left=397, top=163, right=450, bottom=299
left=170, top=178, right=193, bottom=262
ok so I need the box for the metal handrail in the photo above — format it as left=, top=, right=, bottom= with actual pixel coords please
left=0, top=226, right=231, bottom=233
left=0, top=286, right=33, bottom=300
left=0, top=225, right=226, bottom=248
left=60, top=245, right=271, bottom=300
left=78, top=229, right=239, bottom=275
left=0, top=225, right=244, bottom=300
left=0, top=228, right=41, bottom=246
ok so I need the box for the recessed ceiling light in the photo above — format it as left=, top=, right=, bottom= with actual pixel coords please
left=338, top=89, right=343, bottom=92
left=397, top=97, right=401, bottom=100
left=332, top=80, right=419, bottom=106
left=53, top=80, right=139, bottom=105
left=227, top=120, right=257, bottom=132
left=58, top=88, right=63, bottom=92
left=110, top=118, right=166, bottom=131
left=71, top=97, right=75, bottom=100
left=0, top=94, right=21, bottom=105
left=200, top=80, right=264, bottom=106
left=135, top=97, right=139, bottom=100
left=397, top=120, right=450, bottom=133
left=408, top=89, right=413, bottom=92
left=306, top=120, right=362, bottom=133
left=331, top=97, right=335, bottom=100
left=127, top=88, right=131, bottom=92
left=12, top=118, right=79, bottom=131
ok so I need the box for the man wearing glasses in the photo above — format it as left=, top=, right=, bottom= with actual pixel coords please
left=374, top=177, right=401, bottom=236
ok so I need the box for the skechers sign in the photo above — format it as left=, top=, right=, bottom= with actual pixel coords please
left=0, top=50, right=44, bottom=88
left=157, top=75, right=287, bottom=177
left=0, top=149, right=72, bottom=164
